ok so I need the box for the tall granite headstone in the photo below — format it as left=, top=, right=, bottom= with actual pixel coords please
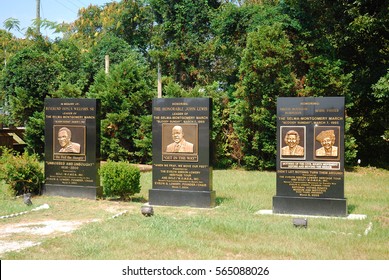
left=273, top=97, right=347, bottom=216
left=44, top=98, right=101, bottom=199
left=149, top=98, right=215, bottom=208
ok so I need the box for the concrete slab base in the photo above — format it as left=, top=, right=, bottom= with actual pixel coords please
left=256, top=209, right=367, bottom=220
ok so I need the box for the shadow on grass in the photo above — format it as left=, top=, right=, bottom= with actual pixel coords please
left=345, top=166, right=358, bottom=172
left=215, top=196, right=232, bottom=206
left=104, top=196, right=148, bottom=203
left=347, top=204, right=356, bottom=214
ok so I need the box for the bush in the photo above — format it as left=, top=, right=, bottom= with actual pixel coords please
left=243, top=155, right=259, bottom=171
left=99, top=161, right=141, bottom=200
left=0, top=148, right=44, bottom=195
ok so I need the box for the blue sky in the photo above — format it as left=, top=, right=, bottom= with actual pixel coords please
left=0, top=0, right=113, bottom=38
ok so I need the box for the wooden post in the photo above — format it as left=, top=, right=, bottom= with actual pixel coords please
left=36, top=0, right=41, bottom=34
left=105, top=55, right=109, bottom=74
left=157, top=62, right=162, bottom=98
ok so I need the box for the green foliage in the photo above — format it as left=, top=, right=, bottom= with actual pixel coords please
left=50, top=39, right=89, bottom=96
left=99, top=161, right=141, bottom=199
left=70, top=4, right=104, bottom=45
left=235, top=23, right=294, bottom=170
left=202, top=83, right=241, bottom=168
left=0, top=180, right=14, bottom=200
left=3, top=18, right=21, bottom=33
left=300, top=56, right=352, bottom=97
left=0, top=30, right=30, bottom=73
left=0, top=148, right=44, bottom=195
left=102, top=1, right=154, bottom=54
left=24, top=111, right=45, bottom=157
left=132, top=115, right=153, bottom=164
left=344, top=117, right=358, bottom=166
left=283, top=0, right=388, bottom=168
left=150, top=0, right=220, bottom=88
left=0, top=0, right=387, bottom=169
left=88, top=51, right=154, bottom=163
left=355, top=70, right=389, bottom=168
left=86, top=34, right=133, bottom=81
left=2, top=46, right=62, bottom=125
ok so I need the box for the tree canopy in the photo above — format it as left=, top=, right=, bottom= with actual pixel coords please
left=1, top=0, right=388, bottom=168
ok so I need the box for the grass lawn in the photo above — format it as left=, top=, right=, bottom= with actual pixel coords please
left=0, top=167, right=388, bottom=260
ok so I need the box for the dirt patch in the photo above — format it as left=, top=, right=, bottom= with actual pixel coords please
left=0, top=219, right=99, bottom=237
left=0, top=240, right=41, bottom=255
left=0, top=219, right=99, bottom=256
left=0, top=201, right=132, bottom=257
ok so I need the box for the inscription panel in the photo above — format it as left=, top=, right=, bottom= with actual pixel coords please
left=44, top=98, right=101, bottom=198
left=152, top=98, right=212, bottom=192
left=276, top=97, right=345, bottom=200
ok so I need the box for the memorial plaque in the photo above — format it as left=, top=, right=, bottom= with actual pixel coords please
left=273, top=97, right=347, bottom=216
left=44, top=98, right=101, bottom=199
left=149, top=98, right=215, bottom=208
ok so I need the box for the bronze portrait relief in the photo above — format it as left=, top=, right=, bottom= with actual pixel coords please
left=166, top=125, right=194, bottom=153
left=280, top=126, right=305, bottom=160
left=162, top=123, right=198, bottom=162
left=57, top=127, right=81, bottom=153
left=53, top=125, right=85, bottom=155
left=314, top=127, right=340, bottom=160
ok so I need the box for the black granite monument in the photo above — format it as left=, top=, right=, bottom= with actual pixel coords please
left=149, top=98, right=215, bottom=208
left=44, top=98, right=101, bottom=199
left=273, top=97, right=347, bottom=216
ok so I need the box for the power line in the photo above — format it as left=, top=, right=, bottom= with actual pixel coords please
left=66, top=0, right=81, bottom=10
left=74, top=0, right=88, bottom=7
left=53, top=0, right=77, bottom=14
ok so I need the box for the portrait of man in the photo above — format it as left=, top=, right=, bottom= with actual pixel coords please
left=281, top=129, right=304, bottom=157
left=57, top=127, right=81, bottom=153
left=166, top=125, right=194, bottom=153
left=315, top=129, right=338, bottom=157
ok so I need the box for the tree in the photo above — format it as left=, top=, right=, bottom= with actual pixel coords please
left=24, top=111, right=45, bottom=157
left=283, top=0, right=389, bottom=167
left=50, top=39, right=89, bottom=97
left=87, top=51, right=155, bottom=163
left=235, top=23, right=295, bottom=169
left=100, top=0, right=154, bottom=55
left=1, top=37, right=89, bottom=155
left=362, top=71, right=389, bottom=168
left=211, top=2, right=295, bottom=89
left=70, top=1, right=154, bottom=55
left=85, top=34, right=133, bottom=82
left=2, top=46, right=62, bottom=126
left=149, top=0, right=221, bottom=89
left=70, top=4, right=105, bottom=46
left=3, top=18, right=22, bottom=35
left=0, top=0, right=386, bottom=168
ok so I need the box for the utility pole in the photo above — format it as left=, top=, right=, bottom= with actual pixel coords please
left=36, top=0, right=41, bottom=34
left=105, top=55, right=110, bottom=74
left=157, top=63, right=162, bottom=98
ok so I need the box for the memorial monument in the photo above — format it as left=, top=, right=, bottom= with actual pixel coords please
left=149, top=98, right=215, bottom=208
left=44, top=98, right=101, bottom=199
left=273, top=97, right=347, bottom=216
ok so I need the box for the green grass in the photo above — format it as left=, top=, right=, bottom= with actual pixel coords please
left=0, top=181, right=34, bottom=216
left=1, top=167, right=388, bottom=260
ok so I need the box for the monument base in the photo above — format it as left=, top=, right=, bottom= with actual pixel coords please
left=273, top=196, right=347, bottom=217
left=43, top=184, right=102, bottom=200
left=149, top=189, right=216, bottom=208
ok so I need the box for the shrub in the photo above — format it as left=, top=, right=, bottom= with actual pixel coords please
left=243, top=155, right=259, bottom=171
left=0, top=148, right=44, bottom=195
left=99, top=161, right=141, bottom=200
